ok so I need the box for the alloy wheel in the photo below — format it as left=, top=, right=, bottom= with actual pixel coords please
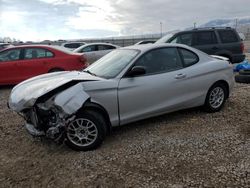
left=209, top=87, right=225, bottom=109
left=67, top=118, right=98, bottom=147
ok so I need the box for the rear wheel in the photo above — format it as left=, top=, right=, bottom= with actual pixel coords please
left=65, top=110, right=107, bottom=151
left=203, top=83, right=227, bottom=112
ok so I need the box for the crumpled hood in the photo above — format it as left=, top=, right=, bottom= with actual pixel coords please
left=8, top=71, right=103, bottom=112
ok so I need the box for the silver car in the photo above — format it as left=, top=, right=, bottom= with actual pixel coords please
left=73, top=43, right=120, bottom=64
left=8, top=44, right=234, bottom=151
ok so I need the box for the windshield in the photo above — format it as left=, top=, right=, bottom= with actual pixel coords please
left=155, top=33, right=174, bottom=43
left=84, top=49, right=139, bottom=79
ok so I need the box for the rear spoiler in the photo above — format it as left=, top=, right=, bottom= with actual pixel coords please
left=211, top=55, right=230, bottom=62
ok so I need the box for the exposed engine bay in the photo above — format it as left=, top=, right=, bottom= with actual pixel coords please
left=20, top=83, right=89, bottom=143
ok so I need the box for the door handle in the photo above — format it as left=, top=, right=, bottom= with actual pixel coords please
left=175, top=73, right=186, bottom=79
left=212, top=46, right=219, bottom=50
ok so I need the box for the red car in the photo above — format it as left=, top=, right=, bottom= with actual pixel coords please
left=0, top=45, right=88, bottom=85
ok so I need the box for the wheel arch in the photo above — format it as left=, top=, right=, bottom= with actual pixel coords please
left=79, top=100, right=112, bottom=134
left=208, top=80, right=230, bottom=99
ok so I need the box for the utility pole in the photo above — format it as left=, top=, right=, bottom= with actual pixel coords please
left=247, top=28, right=250, bottom=41
left=160, top=22, right=163, bottom=37
left=235, top=18, right=238, bottom=30
left=194, top=22, right=197, bottom=29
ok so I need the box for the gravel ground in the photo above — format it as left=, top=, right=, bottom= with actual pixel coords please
left=0, top=83, right=249, bottom=188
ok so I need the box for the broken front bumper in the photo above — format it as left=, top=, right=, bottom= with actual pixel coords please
left=23, top=109, right=46, bottom=137
left=25, top=123, right=45, bottom=137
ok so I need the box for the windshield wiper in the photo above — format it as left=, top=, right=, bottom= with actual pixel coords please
left=83, top=70, right=97, bottom=76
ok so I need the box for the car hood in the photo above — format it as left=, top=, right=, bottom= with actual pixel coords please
left=8, top=71, right=104, bottom=112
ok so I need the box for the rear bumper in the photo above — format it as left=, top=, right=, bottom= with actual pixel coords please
left=231, top=54, right=245, bottom=64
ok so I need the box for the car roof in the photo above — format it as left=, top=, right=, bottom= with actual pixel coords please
left=6, top=44, right=53, bottom=48
left=74, top=43, right=120, bottom=51
left=123, top=43, right=196, bottom=53
left=62, top=41, right=85, bottom=44
left=2, top=45, right=74, bottom=54
left=84, top=42, right=119, bottom=47
left=178, top=27, right=235, bottom=34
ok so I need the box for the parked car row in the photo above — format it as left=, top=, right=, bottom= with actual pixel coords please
left=1, top=27, right=245, bottom=86
left=0, top=42, right=121, bottom=85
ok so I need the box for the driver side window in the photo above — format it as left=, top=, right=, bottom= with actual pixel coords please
left=134, top=47, right=183, bottom=75
left=0, top=49, right=21, bottom=62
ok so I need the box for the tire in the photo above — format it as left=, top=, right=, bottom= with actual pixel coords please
left=65, top=110, right=107, bottom=151
left=239, top=70, right=250, bottom=76
left=235, top=74, right=250, bottom=84
left=48, top=68, right=64, bottom=73
left=203, top=83, right=227, bottom=112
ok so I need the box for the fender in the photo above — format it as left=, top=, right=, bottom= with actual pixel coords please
left=54, top=83, right=90, bottom=115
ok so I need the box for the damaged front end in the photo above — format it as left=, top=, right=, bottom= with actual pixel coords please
left=11, top=83, right=90, bottom=142
left=22, top=104, right=70, bottom=142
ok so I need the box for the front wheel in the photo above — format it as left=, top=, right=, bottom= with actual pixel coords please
left=65, top=110, right=107, bottom=151
left=203, top=83, right=227, bottom=112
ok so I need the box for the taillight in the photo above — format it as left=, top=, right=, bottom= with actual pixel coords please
left=240, top=43, right=245, bottom=53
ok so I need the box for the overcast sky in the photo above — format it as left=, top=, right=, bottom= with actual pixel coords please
left=1, top=0, right=250, bottom=41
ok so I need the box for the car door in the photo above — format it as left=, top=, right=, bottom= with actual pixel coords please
left=16, top=48, right=52, bottom=81
left=0, top=48, right=22, bottom=84
left=192, top=31, right=219, bottom=54
left=118, top=47, right=190, bottom=125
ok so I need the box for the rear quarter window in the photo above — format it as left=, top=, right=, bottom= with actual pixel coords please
left=178, top=48, right=199, bottom=67
left=218, top=30, right=238, bottom=43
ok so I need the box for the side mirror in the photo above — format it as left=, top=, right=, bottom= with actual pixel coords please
left=127, top=66, right=146, bottom=77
